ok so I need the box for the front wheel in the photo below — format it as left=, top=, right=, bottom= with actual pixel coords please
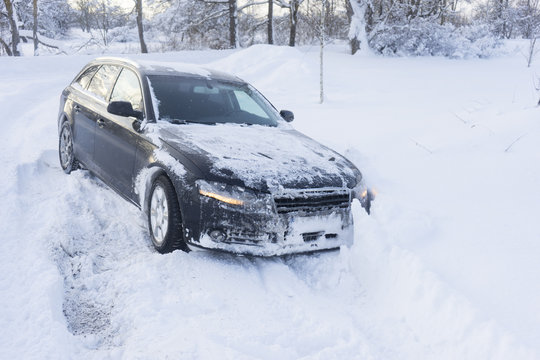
left=59, top=122, right=78, bottom=174
left=148, top=175, right=186, bottom=253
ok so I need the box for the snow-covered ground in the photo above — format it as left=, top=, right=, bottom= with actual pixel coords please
left=1, top=44, right=540, bottom=359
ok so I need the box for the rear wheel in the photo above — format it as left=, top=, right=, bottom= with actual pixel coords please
left=148, top=175, right=186, bottom=253
left=59, top=122, right=78, bottom=174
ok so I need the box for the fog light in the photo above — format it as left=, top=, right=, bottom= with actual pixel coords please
left=209, top=229, right=226, bottom=242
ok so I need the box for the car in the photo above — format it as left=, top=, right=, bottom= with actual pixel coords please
left=58, top=57, right=371, bottom=256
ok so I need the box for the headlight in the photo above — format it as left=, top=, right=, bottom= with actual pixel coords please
left=353, top=175, right=374, bottom=215
left=196, top=180, right=274, bottom=213
left=352, top=174, right=367, bottom=200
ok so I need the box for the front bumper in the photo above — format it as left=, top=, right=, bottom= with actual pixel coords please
left=186, top=189, right=354, bottom=256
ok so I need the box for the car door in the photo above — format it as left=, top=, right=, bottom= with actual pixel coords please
left=70, top=65, right=100, bottom=168
left=93, top=67, right=144, bottom=201
left=72, top=64, right=121, bottom=175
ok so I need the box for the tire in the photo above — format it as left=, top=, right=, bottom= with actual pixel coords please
left=59, top=122, right=78, bottom=174
left=148, top=175, right=187, bottom=253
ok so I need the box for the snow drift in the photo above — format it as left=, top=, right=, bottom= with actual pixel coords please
left=1, top=44, right=539, bottom=359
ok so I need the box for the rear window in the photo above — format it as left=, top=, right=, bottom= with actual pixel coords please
left=87, top=65, right=120, bottom=101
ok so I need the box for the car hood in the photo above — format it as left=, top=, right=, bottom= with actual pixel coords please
left=156, top=123, right=358, bottom=193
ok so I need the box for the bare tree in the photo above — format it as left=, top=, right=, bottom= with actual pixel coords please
left=228, top=0, right=237, bottom=47
left=267, top=0, right=273, bottom=44
left=135, top=0, right=147, bottom=53
left=275, top=0, right=303, bottom=46
left=2, top=0, right=20, bottom=56
left=74, top=0, right=94, bottom=32
left=0, top=2, right=12, bottom=55
left=0, top=37, right=11, bottom=55
left=320, top=0, right=325, bottom=103
left=519, top=0, right=540, bottom=66
left=93, top=0, right=125, bottom=46
left=197, top=0, right=266, bottom=48
left=32, top=0, right=37, bottom=54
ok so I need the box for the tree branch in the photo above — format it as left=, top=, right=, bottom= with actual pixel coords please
left=505, top=133, right=527, bottom=152
left=190, top=9, right=230, bottom=27
left=0, top=37, right=13, bottom=56
left=410, top=138, right=433, bottom=154
left=275, top=0, right=291, bottom=9
left=238, top=0, right=269, bottom=11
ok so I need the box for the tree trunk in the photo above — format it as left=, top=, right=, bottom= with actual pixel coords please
left=288, top=0, right=299, bottom=46
left=365, top=3, right=373, bottom=32
left=346, top=0, right=368, bottom=55
left=4, top=0, right=21, bottom=56
left=497, top=0, right=505, bottom=37
left=528, top=37, right=536, bottom=67
left=0, top=37, right=13, bottom=56
left=33, top=0, right=38, bottom=55
left=320, top=0, right=325, bottom=104
left=267, top=0, right=273, bottom=44
left=440, top=0, right=446, bottom=25
left=228, top=0, right=238, bottom=48
left=136, top=0, right=148, bottom=53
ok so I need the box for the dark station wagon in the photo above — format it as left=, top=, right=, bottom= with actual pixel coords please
left=58, top=57, right=372, bottom=256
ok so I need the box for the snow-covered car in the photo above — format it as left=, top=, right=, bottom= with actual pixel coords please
left=57, top=57, right=371, bottom=256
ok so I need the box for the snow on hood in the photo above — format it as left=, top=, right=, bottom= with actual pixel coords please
left=156, top=123, right=358, bottom=193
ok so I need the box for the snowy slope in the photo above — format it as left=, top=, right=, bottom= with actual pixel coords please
left=1, top=45, right=539, bottom=359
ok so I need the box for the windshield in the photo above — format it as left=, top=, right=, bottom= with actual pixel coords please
left=148, top=75, right=280, bottom=126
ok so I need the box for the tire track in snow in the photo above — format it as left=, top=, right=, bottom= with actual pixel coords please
left=14, top=150, right=150, bottom=348
left=13, top=148, right=385, bottom=357
left=4, top=52, right=538, bottom=359
left=1, top=73, right=380, bottom=356
left=16, top=146, right=530, bottom=359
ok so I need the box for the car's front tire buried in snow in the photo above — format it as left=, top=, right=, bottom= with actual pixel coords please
left=148, top=175, right=186, bottom=253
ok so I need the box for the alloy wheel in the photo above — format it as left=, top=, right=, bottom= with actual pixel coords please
left=150, top=185, right=169, bottom=245
left=59, top=125, right=73, bottom=170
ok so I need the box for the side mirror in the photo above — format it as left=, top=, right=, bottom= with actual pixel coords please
left=132, top=119, right=142, bottom=132
left=280, top=110, right=294, bottom=122
left=107, top=101, right=143, bottom=120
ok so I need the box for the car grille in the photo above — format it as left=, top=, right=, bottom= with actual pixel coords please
left=273, top=188, right=351, bottom=214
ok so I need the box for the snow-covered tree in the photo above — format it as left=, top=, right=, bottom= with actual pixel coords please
left=93, top=0, right=127, bottom=46
left=346, top=0, right=368, bottom=54
left=34, top=0, right=73, bottom=38
left=73, top=0, right=94, bottom=32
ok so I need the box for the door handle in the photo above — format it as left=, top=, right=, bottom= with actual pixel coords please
left=74, top=105, right=81, bottom=113
left=97, top=118, right=106, bottom=128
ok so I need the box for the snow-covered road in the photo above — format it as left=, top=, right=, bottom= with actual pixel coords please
left=1, top=45, right=539, bottom=359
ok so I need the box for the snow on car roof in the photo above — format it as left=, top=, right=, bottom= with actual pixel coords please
left=93, top=56, right=239, bottom=81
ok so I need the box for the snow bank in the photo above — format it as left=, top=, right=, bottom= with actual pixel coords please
left=209, top=45, right=317, bottom=98
left=1, top=44, right=539, bottom=359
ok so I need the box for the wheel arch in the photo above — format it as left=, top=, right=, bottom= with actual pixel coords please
left=58, top=112, right=70, bottom=133
left=139, top=163, right=193, bottom=252
left=136, top=163, right=188, bottom=217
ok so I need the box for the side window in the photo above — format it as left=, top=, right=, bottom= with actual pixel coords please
left=87, top=65, right=120, bottom=101
left=74, top=65, right=99, bottom=89
left=110, top=68, right=143, bottom=112
left=233, top=90, right=268, bottom=118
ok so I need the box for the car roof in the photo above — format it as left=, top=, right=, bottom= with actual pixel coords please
left=90, top=56, right=241, bottom=82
